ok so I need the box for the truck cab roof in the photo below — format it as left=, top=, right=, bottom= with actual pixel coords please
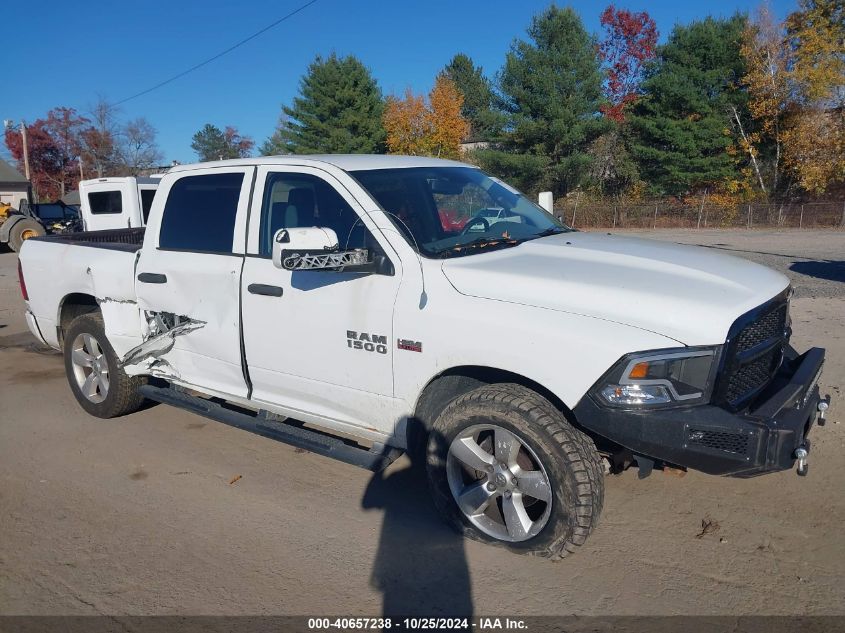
left=80, top=176, right=162, bottom=186
left=167, top=154, right=472, bottom=173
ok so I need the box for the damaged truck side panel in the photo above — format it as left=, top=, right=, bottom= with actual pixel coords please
left=20, top=240, right=147, bottom=356
left=129, top=165, right=255, bottom=397
left=120, top=313, right=206, bottom=380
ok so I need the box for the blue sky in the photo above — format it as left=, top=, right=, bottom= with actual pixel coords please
left=4, top=0, right=795, bottom=164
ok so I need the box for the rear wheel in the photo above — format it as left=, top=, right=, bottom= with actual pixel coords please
left=426, top=383, right=604, bottom=559
left=63, top=313, right=147, bottom=418
left=8, top=218, right=45, bottom=251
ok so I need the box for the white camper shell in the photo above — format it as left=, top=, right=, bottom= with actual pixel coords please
left=78, top=177, right=161, bottom=231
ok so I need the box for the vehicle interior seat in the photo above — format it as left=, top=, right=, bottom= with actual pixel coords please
left=285, top=188, right=316, bottom=229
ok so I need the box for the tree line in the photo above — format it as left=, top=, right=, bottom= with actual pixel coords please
left=6, top=0, right=843, bottom=204
left=263, top=0, right=842, bottom=205
left=4, top=102, right=162, bottom=200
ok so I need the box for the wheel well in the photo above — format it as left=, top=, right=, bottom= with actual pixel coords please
left=58, top=293, right=99, bottom=344
left=410, top=365, right=620, bottom=465
left=413, top=366, right=574, bottom=438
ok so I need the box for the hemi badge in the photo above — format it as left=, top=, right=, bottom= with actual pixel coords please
left=398, top=338, right=422, bottom=353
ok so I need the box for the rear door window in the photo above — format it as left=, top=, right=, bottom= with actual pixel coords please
left=159, top=172, right=244, bottom=253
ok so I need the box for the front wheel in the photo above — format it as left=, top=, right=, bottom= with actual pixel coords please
left=426, top=383, right=604, bottom=559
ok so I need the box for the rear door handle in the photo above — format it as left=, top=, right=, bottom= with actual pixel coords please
left=247, top=283, right=283, bottom=297
left=137, top=272, right=168, bottom=284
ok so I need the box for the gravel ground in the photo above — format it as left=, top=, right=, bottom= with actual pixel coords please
left=616, top=228, right=845, bottom=299
left=0, top=230, right=843, bottom=618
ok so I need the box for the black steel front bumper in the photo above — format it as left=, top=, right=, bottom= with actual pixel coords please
left=573, top=346, right=826, bottom=477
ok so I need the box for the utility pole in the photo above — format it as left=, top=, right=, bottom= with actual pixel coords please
left=20, top=121, right=31, bottom=181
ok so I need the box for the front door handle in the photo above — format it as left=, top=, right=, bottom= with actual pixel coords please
left=247, top=283, right=283, bottom=297
left=137, top=272, right=168, bottom=284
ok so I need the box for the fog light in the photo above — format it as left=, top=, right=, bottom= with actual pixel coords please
left=600, top=384, right=671, bottom=406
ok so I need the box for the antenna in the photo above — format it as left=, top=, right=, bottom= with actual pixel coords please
left=380, top=212, right=428, bottom=309
left=345, top=208, right=428, bottom=309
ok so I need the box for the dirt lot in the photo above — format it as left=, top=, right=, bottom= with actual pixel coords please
left=0, top=229, right=843, bottom=617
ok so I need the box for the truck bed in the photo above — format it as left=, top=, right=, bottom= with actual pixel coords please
left=20, top=229, right=145, bottom=351
left=34, top=227, right=145, bottom=252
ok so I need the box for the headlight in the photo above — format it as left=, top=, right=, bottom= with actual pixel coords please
left=592, top=346, right=721, bottom=408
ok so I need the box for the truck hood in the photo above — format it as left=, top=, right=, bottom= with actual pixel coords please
left=440, top=232, right=789, bottom=346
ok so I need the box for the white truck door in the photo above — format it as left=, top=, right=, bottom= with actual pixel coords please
left=241, top=166, right=404, bottom=435
left=134, top=167, right=254, bottom=398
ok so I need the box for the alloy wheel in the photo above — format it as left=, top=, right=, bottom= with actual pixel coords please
left=446, top=424, right=552, bottom=542
left=70, top=333, right=110, bottom=404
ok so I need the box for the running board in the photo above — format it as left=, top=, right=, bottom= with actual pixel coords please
left=138, top=385, right=403, bottom=472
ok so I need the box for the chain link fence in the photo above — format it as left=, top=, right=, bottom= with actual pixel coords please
left=554, top=200, right=845, bottom=230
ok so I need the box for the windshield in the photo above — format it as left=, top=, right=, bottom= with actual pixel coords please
left=350, top=167, right=570, bottom=258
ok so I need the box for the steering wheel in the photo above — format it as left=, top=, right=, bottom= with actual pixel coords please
left=461, top=215, right=490, bottom=235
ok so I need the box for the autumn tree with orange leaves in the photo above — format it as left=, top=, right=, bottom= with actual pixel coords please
left=740, top=0, right=844, bottom=196
left=383, top=76, right=469, bottom=159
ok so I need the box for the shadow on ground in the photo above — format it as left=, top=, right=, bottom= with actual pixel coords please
left=789, top=260, right=845, bottom=283
left=362, top=447, right=473, bottom=618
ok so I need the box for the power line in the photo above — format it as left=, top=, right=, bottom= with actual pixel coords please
left=114, top=0, right=319, bottom=106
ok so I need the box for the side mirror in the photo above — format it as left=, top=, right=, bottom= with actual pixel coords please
left=272, top=227, right=374, bottom=273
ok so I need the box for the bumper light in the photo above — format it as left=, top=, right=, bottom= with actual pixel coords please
left=593, top=346, right=721, bottom=409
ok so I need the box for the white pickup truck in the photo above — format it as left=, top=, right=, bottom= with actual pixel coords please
left=18, top=155, right=828, bottom=558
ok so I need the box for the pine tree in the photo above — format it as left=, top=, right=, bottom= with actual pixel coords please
left=475, top=6, right=608, bottom=196
left=628, top=15, right=749, bottom=196
left=440, top=54, right=502, bottom=141
left=262, top=54, right=385, bottom=155
left=191, top=124, right=253, bottom=161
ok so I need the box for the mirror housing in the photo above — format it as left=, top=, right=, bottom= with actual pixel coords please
left=272, top=227, right=378, bottom=273
left=429, top=178, right=464, bottom=195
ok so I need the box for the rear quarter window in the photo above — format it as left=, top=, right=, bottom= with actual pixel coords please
left=158, top=172, right=244, bottom=253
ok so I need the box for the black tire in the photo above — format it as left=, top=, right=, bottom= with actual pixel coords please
left=426, top=383, right=604, bottom=559
left=8, top=218, right=45, bottom=252
left=63, top=313, right=147, bottom=418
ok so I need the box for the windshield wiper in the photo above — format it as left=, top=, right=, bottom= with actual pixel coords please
left=535, top=227, right=569, bottom=238
left=514, top=226, right=570, bottom=244
left=437, top=236, right=520, bottom=258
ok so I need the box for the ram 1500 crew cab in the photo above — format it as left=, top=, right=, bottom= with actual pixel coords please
left=18, top=155, right=828, bottom=558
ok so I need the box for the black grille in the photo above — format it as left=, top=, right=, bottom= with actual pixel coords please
left=688, top=429, right=748, bottom=454
left=735, top=304, right=788, bottom=352
left=725, top=346, right=783, bottom=403
left=720, top=299, right=789, bottom=408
